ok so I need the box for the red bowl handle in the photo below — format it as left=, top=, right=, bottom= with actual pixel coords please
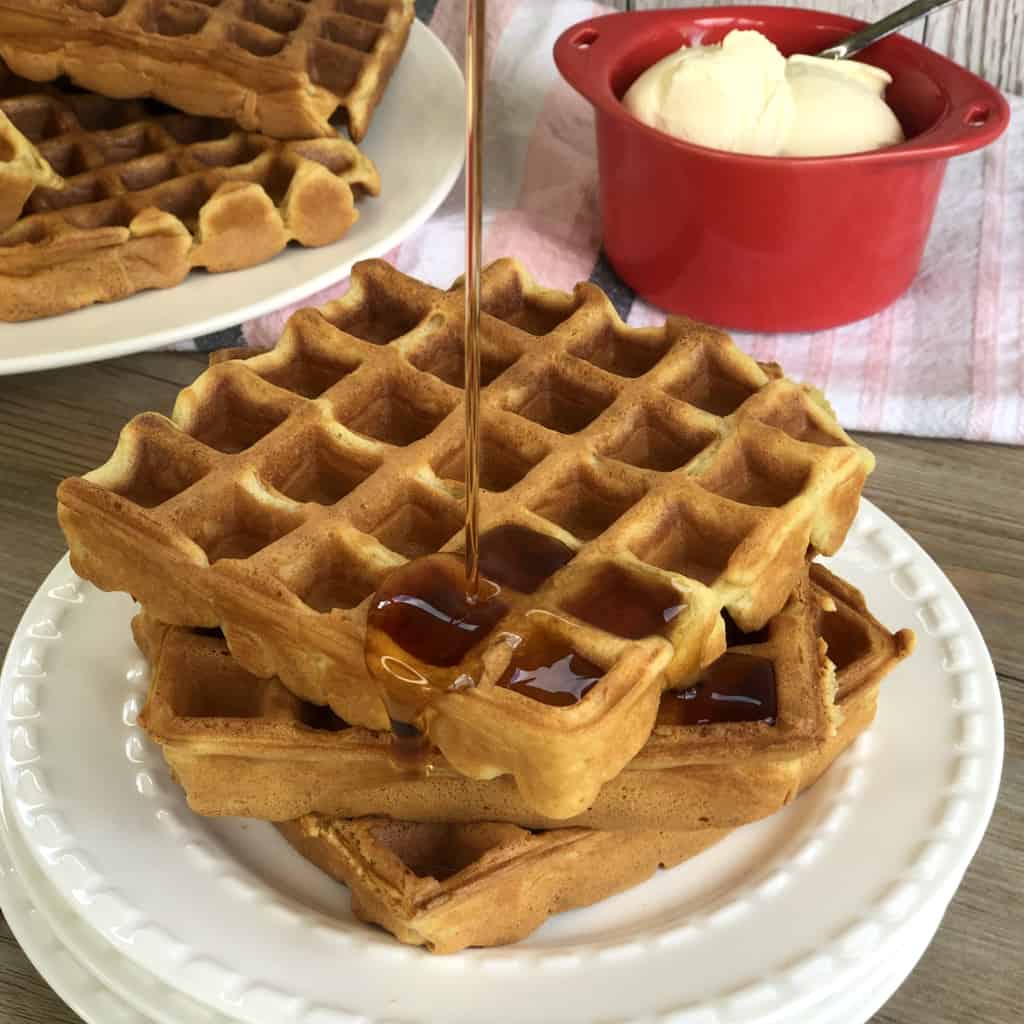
left=554, top=14, right=636, bottom=106
left=917, top=69, right=1011, bottom=153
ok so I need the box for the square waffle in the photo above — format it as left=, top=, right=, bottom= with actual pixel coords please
left=0, top=0, right=415, bottom=141
left=273, top=575, right=909, bottom=958
left=0, top=106, right=62, bottom=230
left=275, top=817, right=730, bottom=954
left=0, top=69, right=379, bottom=321
left=136, top=565, right=913, bottom=830
left=60, top=259, right=875, bottom=818
left=276, top=569, right=912, bottom=954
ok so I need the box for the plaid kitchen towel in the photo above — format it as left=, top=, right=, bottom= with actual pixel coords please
left=188, top=0, right=1024, bottom=444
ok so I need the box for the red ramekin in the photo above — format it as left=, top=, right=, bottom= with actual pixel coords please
left=554, top=7, right=1009, bottom=332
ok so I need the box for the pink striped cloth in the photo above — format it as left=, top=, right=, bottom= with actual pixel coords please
left=239, top=0, right=1024, bottom=444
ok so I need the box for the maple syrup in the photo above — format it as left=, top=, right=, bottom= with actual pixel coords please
left=387, top=716, right=432, bottom=770
left=366, top=554, right=507, bottom=669
left=362, top=0, right=494, bottom=765
left=462, top=0, right=486, bottom=599
left=562, top=565, right=686, bottom=640
left=362, top=0, right=603, bottom=758
left=477, top=523, right=574, bottom=594
left=496, top=631, right=603, bottom=707
left=362, top=0, right=497, bottom=770
left=364, top=552, right=507, bottom=763
left=658, top=653, right=777, bottom=726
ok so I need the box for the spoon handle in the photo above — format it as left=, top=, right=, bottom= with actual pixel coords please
left=816, top=0, right=967, bottom=59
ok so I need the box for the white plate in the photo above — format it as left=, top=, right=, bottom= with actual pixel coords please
left=810, top=900, right=945, bottom=1024
left=0, top=501, right=1003, bottom=1024
left=0, top=809, right=150, bottom=1024
left=0, top=794, right=227, bottom=1024
left=0, top=19, right=464, bottom=377
left=0, top=786, right=949, bottom=1024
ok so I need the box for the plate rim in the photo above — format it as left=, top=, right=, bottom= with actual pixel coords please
left=0, top=793, right=230, bottom=1024
left=0, top=809, right=149, bottom=1023
left=0, top=18, right=465, bottom=377
left=0, top=796, right=950, bottom=1024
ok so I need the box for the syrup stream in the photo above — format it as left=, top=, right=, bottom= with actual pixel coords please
left=363, top=0, right=780, bottom=770
left=463, top=0, right=486, bottom=602
left=362, top=0, right=489, bottom=769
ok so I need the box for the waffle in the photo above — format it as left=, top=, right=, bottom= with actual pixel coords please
left=137, top=565, right=913, bottom=830
left=0, top=106, right=62, bottom=230
left=276, top=817, right=730, bottom=954
left=0, top=1, right=415, bottom=141
left=0, top=70, right=379, bottom=321
left=60, top=259, right=874, bottom=818
left=274, top=572, right=912, bottom=954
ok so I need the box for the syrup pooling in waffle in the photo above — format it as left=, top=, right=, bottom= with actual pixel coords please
left=0, top=70, right=380, bottom=320
left=59, top=259, right=873, bottom=818
left=364, top=553, right=505, bottom=768
left=363, top=518, right=807, bottom=800
left=659, top=654, right=777, bottom=726
left=364, top=537, right=613, bottom=747
left=137, top=564, right=914, bottom=837
left=0, top=0, right=415, bottom=140
left=659, top=611, right=778, bottom=726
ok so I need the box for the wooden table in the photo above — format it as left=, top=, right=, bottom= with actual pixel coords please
left=0, top=352, right=1020, bottom=1024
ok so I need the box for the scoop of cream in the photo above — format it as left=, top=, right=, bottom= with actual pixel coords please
left=622, top=29, right=904, bottom=157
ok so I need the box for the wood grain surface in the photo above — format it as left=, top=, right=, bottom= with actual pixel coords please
left=616, top=0, right=1024, bottom=94
left=0, top=350, right=1019, bottom=1023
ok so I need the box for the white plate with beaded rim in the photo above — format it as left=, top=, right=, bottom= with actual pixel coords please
left=0, top=500, right=1003, bottom=1024
left=0, top=792, right=226, bottom=1024
left=0, top=789, right=951, bottom=1024
left=0, top=19, right=465, bottom=377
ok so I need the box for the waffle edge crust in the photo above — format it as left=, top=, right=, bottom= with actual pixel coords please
left=276, top=817, right=731, bottom=954
left=0, top=0, right=415, bottom=141
left=60, top=259, right=876, bottom=819
left=0, top=70, right=381, bottom=321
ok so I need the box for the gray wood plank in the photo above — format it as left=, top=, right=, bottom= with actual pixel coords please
left=0, top=924, right=81, bottom=1023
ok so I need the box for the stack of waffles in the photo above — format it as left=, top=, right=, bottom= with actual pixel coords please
left=58, top=261, right=915, bottom=953
left=0, top=0, right=414, bottom=320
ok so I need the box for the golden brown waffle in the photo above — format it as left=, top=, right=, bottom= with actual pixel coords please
left=276, top=817, right=730, bottom=954
left=0, top=107, right=62, bottom=230
left=0, top=69, right=379, bottom=321
left=137, top=565, right=913, bottom=830
left=274, top=582, right=911, bottom=956
left=0, top=0, right=414, bottom=141
left=61, top=259, right=874, bottom=818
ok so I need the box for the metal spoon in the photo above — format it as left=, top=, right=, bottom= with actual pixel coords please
left=815, top=0, right=968, bottom=60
